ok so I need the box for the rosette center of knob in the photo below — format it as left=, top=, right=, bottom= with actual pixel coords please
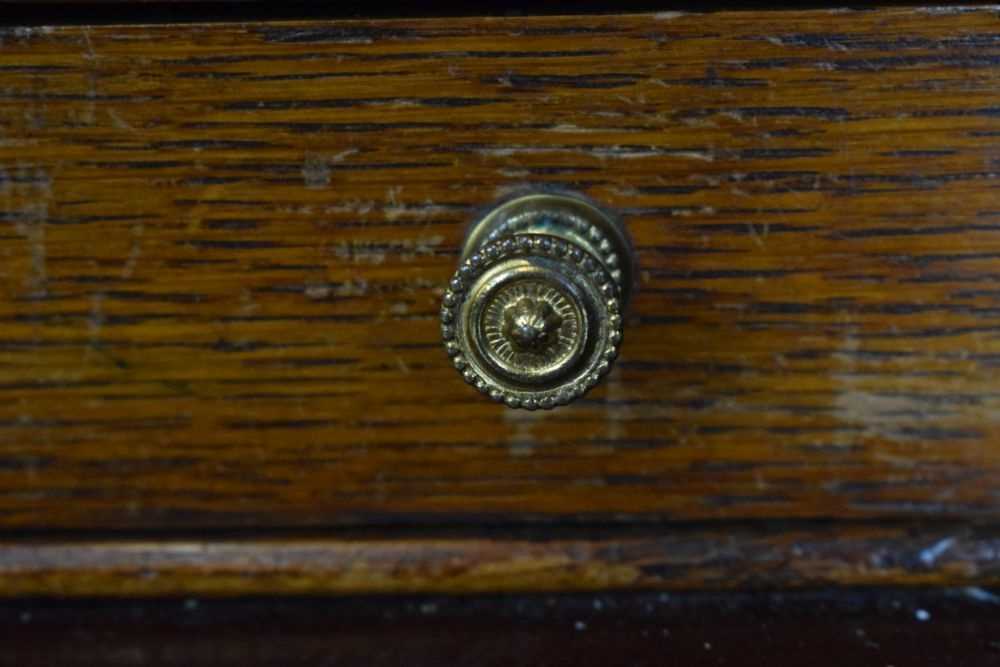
left=503, top=297, right=563, bottom=353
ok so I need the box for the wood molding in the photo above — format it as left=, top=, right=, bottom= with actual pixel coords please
left=2, top=524, right=999, bottom=596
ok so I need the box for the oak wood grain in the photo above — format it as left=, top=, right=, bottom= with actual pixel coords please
left=0, top=8, right=998, bottom=531
left=1, top=523, right=999, bottom=596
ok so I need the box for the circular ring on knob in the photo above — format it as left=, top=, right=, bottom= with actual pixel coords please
left=441, top=192, right=634, bottom=410
left=442, top=234, right=622, bottom=409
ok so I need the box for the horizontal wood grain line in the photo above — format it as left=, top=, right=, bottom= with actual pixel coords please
left=1, top=523, right=999, bottom=596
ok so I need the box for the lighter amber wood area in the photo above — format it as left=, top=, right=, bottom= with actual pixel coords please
left=0, top=9, right=998, bottom=530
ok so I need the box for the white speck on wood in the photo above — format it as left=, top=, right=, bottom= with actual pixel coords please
left=335, top=278, right=369, bottom=297
left=331, top=149, right=358, bottom=162
left=673, top=150, right=715, bottom=162
left=918, top=537, right=955, bottom=567
left=106, top=109, right=134, bottom=131
left=304, top=284, right=332, bottom=300
left=963, top=587, right=1000, bottom=604
left=394, top=355, right=411, bottom=374
left=384, top=186, right=404, bottom=220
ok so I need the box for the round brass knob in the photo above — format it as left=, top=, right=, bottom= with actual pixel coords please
left=441, top=193, right=635, bottom=410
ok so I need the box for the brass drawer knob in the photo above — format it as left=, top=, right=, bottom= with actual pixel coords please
left=441, top=193, right=635, bottom=409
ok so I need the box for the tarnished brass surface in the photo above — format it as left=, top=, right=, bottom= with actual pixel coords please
left=442, top=193, right=634, bottom=409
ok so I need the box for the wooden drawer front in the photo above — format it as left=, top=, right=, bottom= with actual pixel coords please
left=0, top=8, right=998, bottom=531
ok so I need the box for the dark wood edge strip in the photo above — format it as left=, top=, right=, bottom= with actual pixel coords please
left=5, top=590, right=1000, bottom=666
left=2, top=523, right=998, bottom=596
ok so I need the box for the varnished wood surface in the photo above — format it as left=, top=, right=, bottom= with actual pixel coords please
left=0, top=8, right=999, bottom=531
left=4, top=589, right=1000, bottom=666
left=1, top=523, right=999, bottom=596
